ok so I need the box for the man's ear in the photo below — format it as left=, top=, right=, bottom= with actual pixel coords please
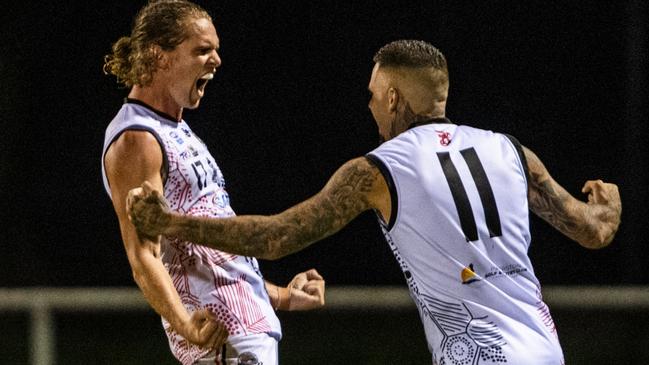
left=388, top=87, right=399, bottom=112
left=152, top=45, right=169, bottom=70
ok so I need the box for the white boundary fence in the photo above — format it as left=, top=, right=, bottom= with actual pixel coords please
left=2, top=286, right=649, bottom=365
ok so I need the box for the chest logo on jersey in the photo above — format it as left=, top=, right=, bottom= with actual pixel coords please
left=436, top=130, right=452, bottom=146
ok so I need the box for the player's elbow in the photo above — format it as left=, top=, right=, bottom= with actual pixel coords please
left=578, top=237, right=610, bottom=250
left=578, top=224, right=618, bottom=250
left=126, top=250, right=156, bottom=288
left=575, top=205, right=621, bottom=250
left=130, top=265, right=149, bottom=289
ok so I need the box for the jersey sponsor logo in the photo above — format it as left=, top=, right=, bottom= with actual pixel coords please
left=168, top=131, right=184, bottom=145
left=461, top=263, right=481, bottom=284
left=484, top=264, right=528, bottom=280
left=461, top=263, right=527, bottom=285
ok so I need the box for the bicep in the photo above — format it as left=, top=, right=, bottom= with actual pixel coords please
left=104, top=130, right=165, bottom=256
left=279, top=157, right=386, bottom=238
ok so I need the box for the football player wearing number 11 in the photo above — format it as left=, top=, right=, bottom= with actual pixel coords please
left=128, top=40, right=621, bottom=364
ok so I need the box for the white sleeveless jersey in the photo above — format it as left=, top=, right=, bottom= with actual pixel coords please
left=367, top=122, right=564, bottom=365
left=102, top=100, right=281, bottom=365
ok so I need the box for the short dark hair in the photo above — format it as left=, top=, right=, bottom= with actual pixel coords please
left=373, top=40, right=447, bottom=72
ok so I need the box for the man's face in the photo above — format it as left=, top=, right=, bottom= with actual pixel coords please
left=368, top=63, right=392, bottom=142
left=163, top=17, right=221, bottom=110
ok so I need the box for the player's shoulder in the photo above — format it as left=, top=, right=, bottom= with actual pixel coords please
left=104, top=129, right=164, bottom=188
left=456, top=124, right=499, bottom=137
left=456, top=125, right=521, bottom=150
left=109, top=100, right=173, bottom=131
left=342, top=156, right=379, bottom=174
left=117, top=129, right=159, bottom=147
left=107, top=130, right=162, bottom=163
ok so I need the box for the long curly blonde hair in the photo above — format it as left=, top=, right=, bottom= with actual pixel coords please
left=103, top=0, right=212, bottom=87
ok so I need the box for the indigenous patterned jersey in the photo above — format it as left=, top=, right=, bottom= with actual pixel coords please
left=367, top=121, right=564, bottom=365
left=102, top=100, right=281, bottom=365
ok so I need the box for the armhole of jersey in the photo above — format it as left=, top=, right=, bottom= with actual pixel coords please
left=365, top=154, right=398, bottom=231
left=504, top=134, right=529, bottom=186
left=103, top=126, right=170, bottom=188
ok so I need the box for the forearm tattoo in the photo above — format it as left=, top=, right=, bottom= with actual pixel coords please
left=525, top=149, right=597, bottom=244
left=173, top=158, right=380, bottom=259
left=527, top=168, right=586, bottom=238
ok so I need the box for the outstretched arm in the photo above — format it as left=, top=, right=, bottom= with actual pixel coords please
left=524, top=146, right=621, bottom=249
left=128, top=157, right=390, bottom=260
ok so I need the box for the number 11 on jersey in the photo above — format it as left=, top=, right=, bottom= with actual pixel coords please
left=437, top=148, right=502, bottom=242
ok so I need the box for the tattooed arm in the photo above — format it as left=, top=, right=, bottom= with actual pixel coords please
left=524, top=146, right=621, bottom=249
left=127, top=157, right=391, bottom=260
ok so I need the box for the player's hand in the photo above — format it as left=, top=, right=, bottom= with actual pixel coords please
left=127, top=181, right=172, bottom=238
left=582, top=179, right=622, bottom=247
left=286, top=269, right=325, bottom=311
left=582, top=180, right=621, bottom=213
left=176, top=308, right=229, bottom=351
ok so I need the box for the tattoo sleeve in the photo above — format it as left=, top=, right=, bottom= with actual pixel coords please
left=524, top=147, right=620, bottom=248
left=168, top=157, right=382, bottom=259
left=526, top=150, right=585, bottom=236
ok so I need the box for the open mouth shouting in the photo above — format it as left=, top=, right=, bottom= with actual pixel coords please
left=196, top=72, right=214, bottom=98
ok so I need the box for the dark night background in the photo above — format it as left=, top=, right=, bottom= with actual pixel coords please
left=0, top=1, right=647, bottom=289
